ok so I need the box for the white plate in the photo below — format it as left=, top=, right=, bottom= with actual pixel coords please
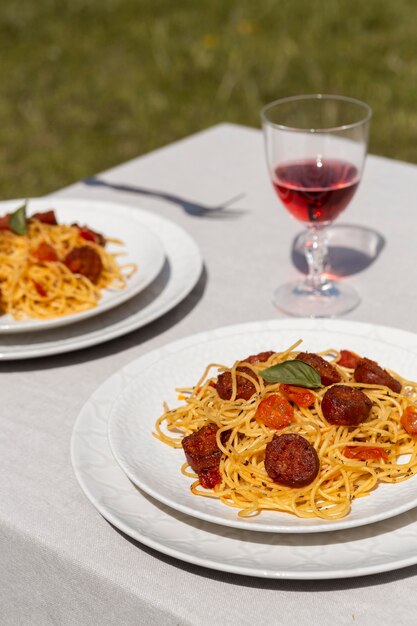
left=108, top=320, right=417, bottom=534
left=0, top=200, right=202, bottom=359
left=72, top=319, right=417, bottom=579
left=0, top=198, right=165, bottom=333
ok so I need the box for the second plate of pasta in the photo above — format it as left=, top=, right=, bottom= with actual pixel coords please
left=0, top=198, right=165, bottom=332
left=108, top=321, right=417, bottom=533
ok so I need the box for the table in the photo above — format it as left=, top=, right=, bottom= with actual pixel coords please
left=2, top=123, right=417, bottom=625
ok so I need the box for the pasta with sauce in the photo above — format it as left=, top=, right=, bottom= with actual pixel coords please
left=154, top=341, right=417, bottom=521
left=0, top=206, right=136, bottom=320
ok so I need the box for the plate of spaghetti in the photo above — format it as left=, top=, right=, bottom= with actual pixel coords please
left=0, top=198, right=165, bottom=332
left=108, top=323, right=417, bottom=533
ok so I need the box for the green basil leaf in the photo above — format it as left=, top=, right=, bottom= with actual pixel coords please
left=260, top=359, right=322, bottom=388
left=9, top=202, right=28, bottom=235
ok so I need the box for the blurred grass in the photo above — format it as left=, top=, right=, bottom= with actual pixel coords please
left=1, top=0, right=417, bottom=198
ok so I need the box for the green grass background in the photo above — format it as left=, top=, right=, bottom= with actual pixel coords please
left=1, top=0, right=416, bottom=198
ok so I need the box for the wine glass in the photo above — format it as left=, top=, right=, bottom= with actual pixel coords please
left=260, top=94, right=372, bottom=317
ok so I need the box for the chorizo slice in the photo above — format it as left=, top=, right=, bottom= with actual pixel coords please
left=31, top=210, right=58, bottom=225
left=321, top=384, right=372, bottom=426
left=241, top=351, right=275, bottom=364
left=182, top=423, right=221, bottom=473
left=354, top=357, right=401, bottom=393
left=64, top=246, right=103, bottom=284
left=296, top=352, right=341, bottom=386
left=215, top=366, right=258, bottom=401
left=215, top=352, right=273, bottom=401
left=264, top=433, right=320, bottom=487
left=182, top=423, right=223, bottom=489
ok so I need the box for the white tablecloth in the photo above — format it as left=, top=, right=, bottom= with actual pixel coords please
left=2, top=124, right=417, bottom=625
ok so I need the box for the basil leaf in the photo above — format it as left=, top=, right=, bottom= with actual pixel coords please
left=9, top=202, right=28, bottom=235
left=260, top=359, right=322, bottom=388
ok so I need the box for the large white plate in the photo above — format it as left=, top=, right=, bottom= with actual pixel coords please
left=108, top=320, right=417, bottom=534
left=0, top=199, right=202, bottom=359
left=0, top=198, right=165, bottom=333
left=72, top=319, right=417, bottom=579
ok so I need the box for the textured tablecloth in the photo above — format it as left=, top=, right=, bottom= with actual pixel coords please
left=2, top=124, right=417, bottom=625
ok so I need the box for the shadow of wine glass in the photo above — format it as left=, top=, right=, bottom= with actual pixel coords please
left=291, top=224, right=385, bottom=277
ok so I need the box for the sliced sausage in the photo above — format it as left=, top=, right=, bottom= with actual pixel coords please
left=182, top=423, right=224, bottom=489
left=215, top=366, right=258, bottom=400
left=296, top=352, right=341, bottom=386
left=354, top=357, right=401, bottom=393
left=31, top=210, right=58, bottom=225
left=64, top=246, right=103, bottom=284
left=182, top=423, right=221, bottom=473
left=264, top=433, right=320, bottom=487
left=215, top=352, right=273, bottom=401
left=242, top=351, right=275, bottom=364
left=321, top=384, right=372, bottom=426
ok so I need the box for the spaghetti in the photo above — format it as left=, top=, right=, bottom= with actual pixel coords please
left=154, top=342, right=417, bottom=521
left=0, top=207, right=136, bottom=321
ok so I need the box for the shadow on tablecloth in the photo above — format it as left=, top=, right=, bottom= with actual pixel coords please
left=292, top=224, right=385, bottom=277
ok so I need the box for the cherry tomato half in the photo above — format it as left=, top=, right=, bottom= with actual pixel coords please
left=337, top=350, right=361, bottom=369
left=279, top=384, right=315, bottom=408
left=343, top=446, right=388, bottom=461
left=32, top=242, right=58, bottom=262
left=401, top=406, right=417, bottom=436
left=255, top=394, right=294, bottom=430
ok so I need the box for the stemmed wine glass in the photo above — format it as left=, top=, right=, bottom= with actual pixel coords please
left=261, top=94, right=372, bottom=317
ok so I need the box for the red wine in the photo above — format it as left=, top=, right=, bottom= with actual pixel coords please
left=273, top=159, right=359, bottom=223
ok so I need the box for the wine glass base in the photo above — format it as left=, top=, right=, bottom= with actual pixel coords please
left=273, top=280, right=360, bottom=318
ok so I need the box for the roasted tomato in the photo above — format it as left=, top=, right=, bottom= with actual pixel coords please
left=279, top=384, right=315, bottom=408
left=255, top=394, right=294, bottom=430
left=33, top=281, right=47, bottom=297
left=343, top=446, right=389, bottom=461
left=337, top=350, right=361, bottom=369
left=401, top=406, right=417, bottom=436
left=0, top=214, right=10, bottom=230
left=32, top=242, right=58, bottom=262
left=198, top=467, right=221, bottom=489
left=71, top=222, right=105, bottom=246
left=78, top=227, right=105, bottom=247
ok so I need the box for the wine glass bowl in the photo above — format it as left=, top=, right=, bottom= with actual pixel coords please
left=261, top=94, right=372, bottom=317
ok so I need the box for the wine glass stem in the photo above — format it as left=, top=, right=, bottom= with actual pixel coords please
left=304, top=227, right=329, bottom=292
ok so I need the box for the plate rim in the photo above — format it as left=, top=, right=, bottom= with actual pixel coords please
left=0, top=198, right=166, bottom=333
left=107, top=319, right=417, bottom=534
left=71, top=318, right=417, bottom=579
left=0, top=197, right=203, bottom=359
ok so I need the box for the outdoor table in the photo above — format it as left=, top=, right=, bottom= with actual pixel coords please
left=2, top=123, right=417, bottom=625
